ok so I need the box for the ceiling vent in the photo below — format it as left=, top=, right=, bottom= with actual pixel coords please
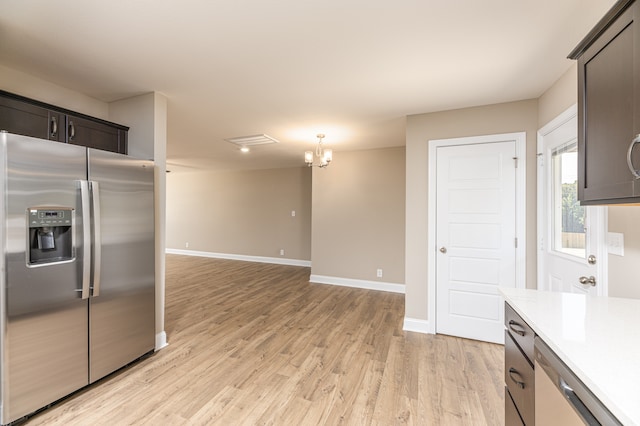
left=224, top=134, right=279, bottom=147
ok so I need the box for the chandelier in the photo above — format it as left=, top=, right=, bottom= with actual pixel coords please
left=304, top=134, right=333, bottom=168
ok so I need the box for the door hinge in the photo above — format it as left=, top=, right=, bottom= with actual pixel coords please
left=513, top=157, right=519, bottom=168
left=515, top=237, right=518, bottom=248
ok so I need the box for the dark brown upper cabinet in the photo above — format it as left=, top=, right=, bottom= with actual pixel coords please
left=0, top=95, right=65, bottom=142
left=569, top=0, right=640, bottom=205
left=0, top=90, right=128, bottom=155
left=66, top=114, right=127, bottom=153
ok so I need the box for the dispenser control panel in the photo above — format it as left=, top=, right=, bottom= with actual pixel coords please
left=27, top=207, right=74, bottom=265
left=29, top=209, right=72, bottom=228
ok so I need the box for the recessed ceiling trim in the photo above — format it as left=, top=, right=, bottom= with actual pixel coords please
left=225, top=134, right=279, bottom=147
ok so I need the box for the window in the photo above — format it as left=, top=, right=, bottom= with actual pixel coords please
left=551, top=141, right=585, bottom=258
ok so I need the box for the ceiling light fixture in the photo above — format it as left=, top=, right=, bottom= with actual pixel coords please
left=240, top=146, right=250, bottom=153
left=304, top=134, right=332, bottom=168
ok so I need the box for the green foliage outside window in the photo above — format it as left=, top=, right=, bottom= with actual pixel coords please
left=562, top=182, right=585, bottom=233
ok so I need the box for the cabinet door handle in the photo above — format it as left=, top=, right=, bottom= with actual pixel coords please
left=50, top=116, right=58, bottom=138
left=508, top=320, right=526, bottom=336
left=508, top=367, right=526, bottom=389
left=626, top=134, right=640, bottom=179
left=69, top=120, right=75, bottom=141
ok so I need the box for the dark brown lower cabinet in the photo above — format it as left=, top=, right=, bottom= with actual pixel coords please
left=505, top=387, right=525, bottom=426
left=505, top=331, right=534, bottom=425
left=504, top=303, right=535, bottom=425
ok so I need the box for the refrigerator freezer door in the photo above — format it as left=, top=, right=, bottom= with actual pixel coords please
left=1, top=133, right=89, bottom=424
left=87, top=149, right=155, bottom=383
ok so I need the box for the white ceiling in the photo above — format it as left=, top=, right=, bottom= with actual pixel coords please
left=0, top=0, right=616, bottom=172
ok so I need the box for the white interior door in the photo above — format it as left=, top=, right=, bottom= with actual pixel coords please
left=538, top=106, right=607, bottom=296
left=435, top=140, right=517, bottom=344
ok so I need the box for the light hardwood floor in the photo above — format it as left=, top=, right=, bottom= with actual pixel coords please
left=27, top=255, right=504, bottom=425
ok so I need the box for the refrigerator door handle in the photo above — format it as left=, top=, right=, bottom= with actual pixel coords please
left=91, top=181, right=101, bottom=297
left=79, top=180, right=91, bottom=299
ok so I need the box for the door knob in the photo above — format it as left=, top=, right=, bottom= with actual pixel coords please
left=439, top=247, right=447, bottom=254
left=587, top=255, right=596, bottom=265
left=579, top=276, right=596, bottom=286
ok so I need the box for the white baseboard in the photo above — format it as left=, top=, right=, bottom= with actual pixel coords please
left=310, top=274, right=404, bottom=294
left=165, top=248, right=312, bottom=267
left=155, top=331, right=168, bottom=351
left=403, top=317, right=434, bottom=334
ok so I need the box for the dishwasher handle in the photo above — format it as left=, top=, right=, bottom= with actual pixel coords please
left=534, top=336, right=622, bottom=426
left=558, top=379, right=599, bottom=425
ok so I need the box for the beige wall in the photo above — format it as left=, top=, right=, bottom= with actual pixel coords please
left=166, top=167, right=312, bottom=261
left=165, top=146, right=405, bottom=285
left=405, top=100, right=539, bottom=322
left=109, top=92, right=161, bottom=161
left=0, top=65, right=108, bottom=119
left=311, top=147, right=406, bottom=284
left=538, top=63, right=578, bottom=128
left=607, top=207, right=640, bottom=298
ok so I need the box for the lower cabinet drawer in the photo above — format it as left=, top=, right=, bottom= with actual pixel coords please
left=505, top=387, right=525, bottom=426
left=505, top=331, right=534, bottom=425
left=505, top=302, right=535, bottom=361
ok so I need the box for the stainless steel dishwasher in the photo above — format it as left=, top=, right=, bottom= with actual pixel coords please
left=534, top=337, right=622, bottom=425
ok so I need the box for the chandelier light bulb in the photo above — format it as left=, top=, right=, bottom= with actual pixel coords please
left=323, top=149, right=332, bottom=164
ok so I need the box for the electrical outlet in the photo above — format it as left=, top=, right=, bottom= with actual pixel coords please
left=280, top=249, right=285, bottom=256
left=376, top=269, right=383, bottom=278
left=185, top=242, right=189, bottom=248
left=607, top=232, right=624, bottom=256
left=291, top=210, right=296, bottom=217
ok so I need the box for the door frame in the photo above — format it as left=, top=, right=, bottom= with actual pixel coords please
left=536, top=104, right=608, bottom=295
left=427, top=132, right=527, bottom=334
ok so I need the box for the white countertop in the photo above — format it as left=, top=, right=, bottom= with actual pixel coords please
left=500, top=288, right=640, bottom=426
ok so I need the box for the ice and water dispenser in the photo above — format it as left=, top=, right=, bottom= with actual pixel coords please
left=28, top=208, right=73, bottom=265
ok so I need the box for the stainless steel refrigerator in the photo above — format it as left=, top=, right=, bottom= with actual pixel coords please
left=0, top=132, right=155, bottom=424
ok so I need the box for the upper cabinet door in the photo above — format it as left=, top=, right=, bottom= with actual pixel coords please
left=0, top=91, right=128, bottom=155
left=66, top=115, right=127, bottom=154
left=571, top=0, right=640, bottom=205
left=0, top=96, right=65, bottom=142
